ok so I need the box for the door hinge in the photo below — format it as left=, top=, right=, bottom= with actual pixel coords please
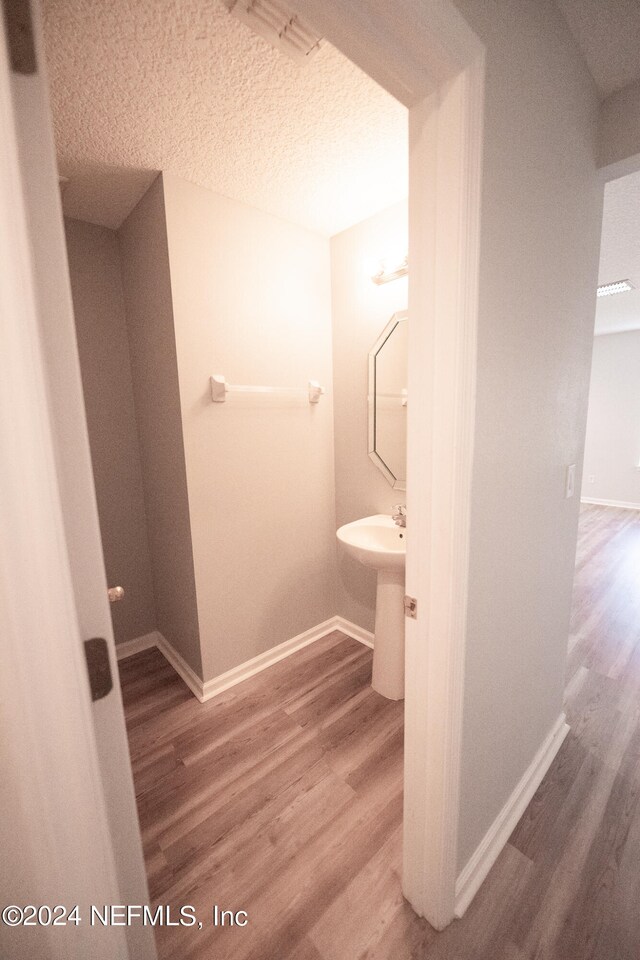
left=404, top=595, right=417, bottom=619
left=84, top=638, right=113, bottom=702
left=2, top=0, right=37, bottom=74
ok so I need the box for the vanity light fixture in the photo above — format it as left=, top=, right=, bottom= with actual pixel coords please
left=597, top=279, right=634, bottom=298
left=371, top=254, right=409, bottom=286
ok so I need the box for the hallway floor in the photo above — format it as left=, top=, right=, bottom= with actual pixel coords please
left=119, top=504, right=640, bottom=959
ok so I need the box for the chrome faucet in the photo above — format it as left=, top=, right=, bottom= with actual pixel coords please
left=392, top=504, right=407, bottom=527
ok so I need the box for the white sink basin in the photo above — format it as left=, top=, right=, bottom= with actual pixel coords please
left=336, top=514, right=406, bottom=571
left=336, top=514, right=406, bottom=701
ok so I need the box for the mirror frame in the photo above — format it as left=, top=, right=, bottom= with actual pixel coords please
left=367, top=310, right=408, bottom=491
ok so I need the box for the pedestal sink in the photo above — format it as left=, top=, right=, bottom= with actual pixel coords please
left=336, top=515, right=406, bottom=700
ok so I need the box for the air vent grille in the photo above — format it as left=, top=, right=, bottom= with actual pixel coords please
left=224, top=0, right=323, bottom=65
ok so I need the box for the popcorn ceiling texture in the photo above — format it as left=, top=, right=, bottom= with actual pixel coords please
left=42, top=0, right=408, bottom=235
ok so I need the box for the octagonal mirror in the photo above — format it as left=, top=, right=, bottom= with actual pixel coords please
left=368, top=310, right=408, bottom=490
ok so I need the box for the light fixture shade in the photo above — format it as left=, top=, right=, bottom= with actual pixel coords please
left=371, top=254, right=409, bottom=285
left=597, top=279, right=634, bottom=298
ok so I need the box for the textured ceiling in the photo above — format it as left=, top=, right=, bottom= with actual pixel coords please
left=41, top=0, right=408, bottom=236
left=555, top=0, right=640, bottom=98
left=595, top=171, right=640, bottom=335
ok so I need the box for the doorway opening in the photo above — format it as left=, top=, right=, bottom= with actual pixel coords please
left=50, top=6, right=412, bottom=953
left=561, top=167, right=640, bottom=955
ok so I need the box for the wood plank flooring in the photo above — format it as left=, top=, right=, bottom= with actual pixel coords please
left=119, top=504, right=640, bottom=959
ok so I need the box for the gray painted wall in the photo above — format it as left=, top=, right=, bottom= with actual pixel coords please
left=118, top=176, right=202, bottom=675
left=65, top=217, right=156, bottom=645
left=453, top=0, right=604, bottom=870
left=582, top=330, right=640, bottom=506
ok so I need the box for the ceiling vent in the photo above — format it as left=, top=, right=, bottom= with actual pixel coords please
left=224, top=0, right=323, bottom=65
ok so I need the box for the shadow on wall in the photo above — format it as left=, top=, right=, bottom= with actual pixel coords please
left=60, top=163, right=159, bottom=231
left=336, top=551, right=378, bottom=630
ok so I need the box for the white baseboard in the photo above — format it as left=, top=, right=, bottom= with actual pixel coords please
left=155, top=631, right=205, bottom=701
left=581, top=497, right=640, bottom=511
left=115, top=631, right=158, bottom=661
left=334, top=615, right=375, bottom=649
left=116, top=629, right=207, bottom=701
left=116, top=616, right=374, bottom=703
left=454, top=713, right=570, bottom=918
left=199, top=615, right=373, bottom=702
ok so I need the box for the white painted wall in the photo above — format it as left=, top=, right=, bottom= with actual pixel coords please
left=452, top=0, right=604, bottom=871
left=330, top=201, right=408, bottom=631
left=162, top=173, right=337, bottom=683
left=582, top=331, right=640, bottom=507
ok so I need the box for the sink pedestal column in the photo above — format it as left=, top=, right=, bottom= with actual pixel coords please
left=371, top=568, right=405, bottom=700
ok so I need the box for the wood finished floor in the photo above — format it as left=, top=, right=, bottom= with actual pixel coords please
left=120, top=504, right=640, bottom=960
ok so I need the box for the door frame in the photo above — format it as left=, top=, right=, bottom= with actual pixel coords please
left=0, top=0, right=484, bottom=937
left=294, top=0, right=485, bottom=927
